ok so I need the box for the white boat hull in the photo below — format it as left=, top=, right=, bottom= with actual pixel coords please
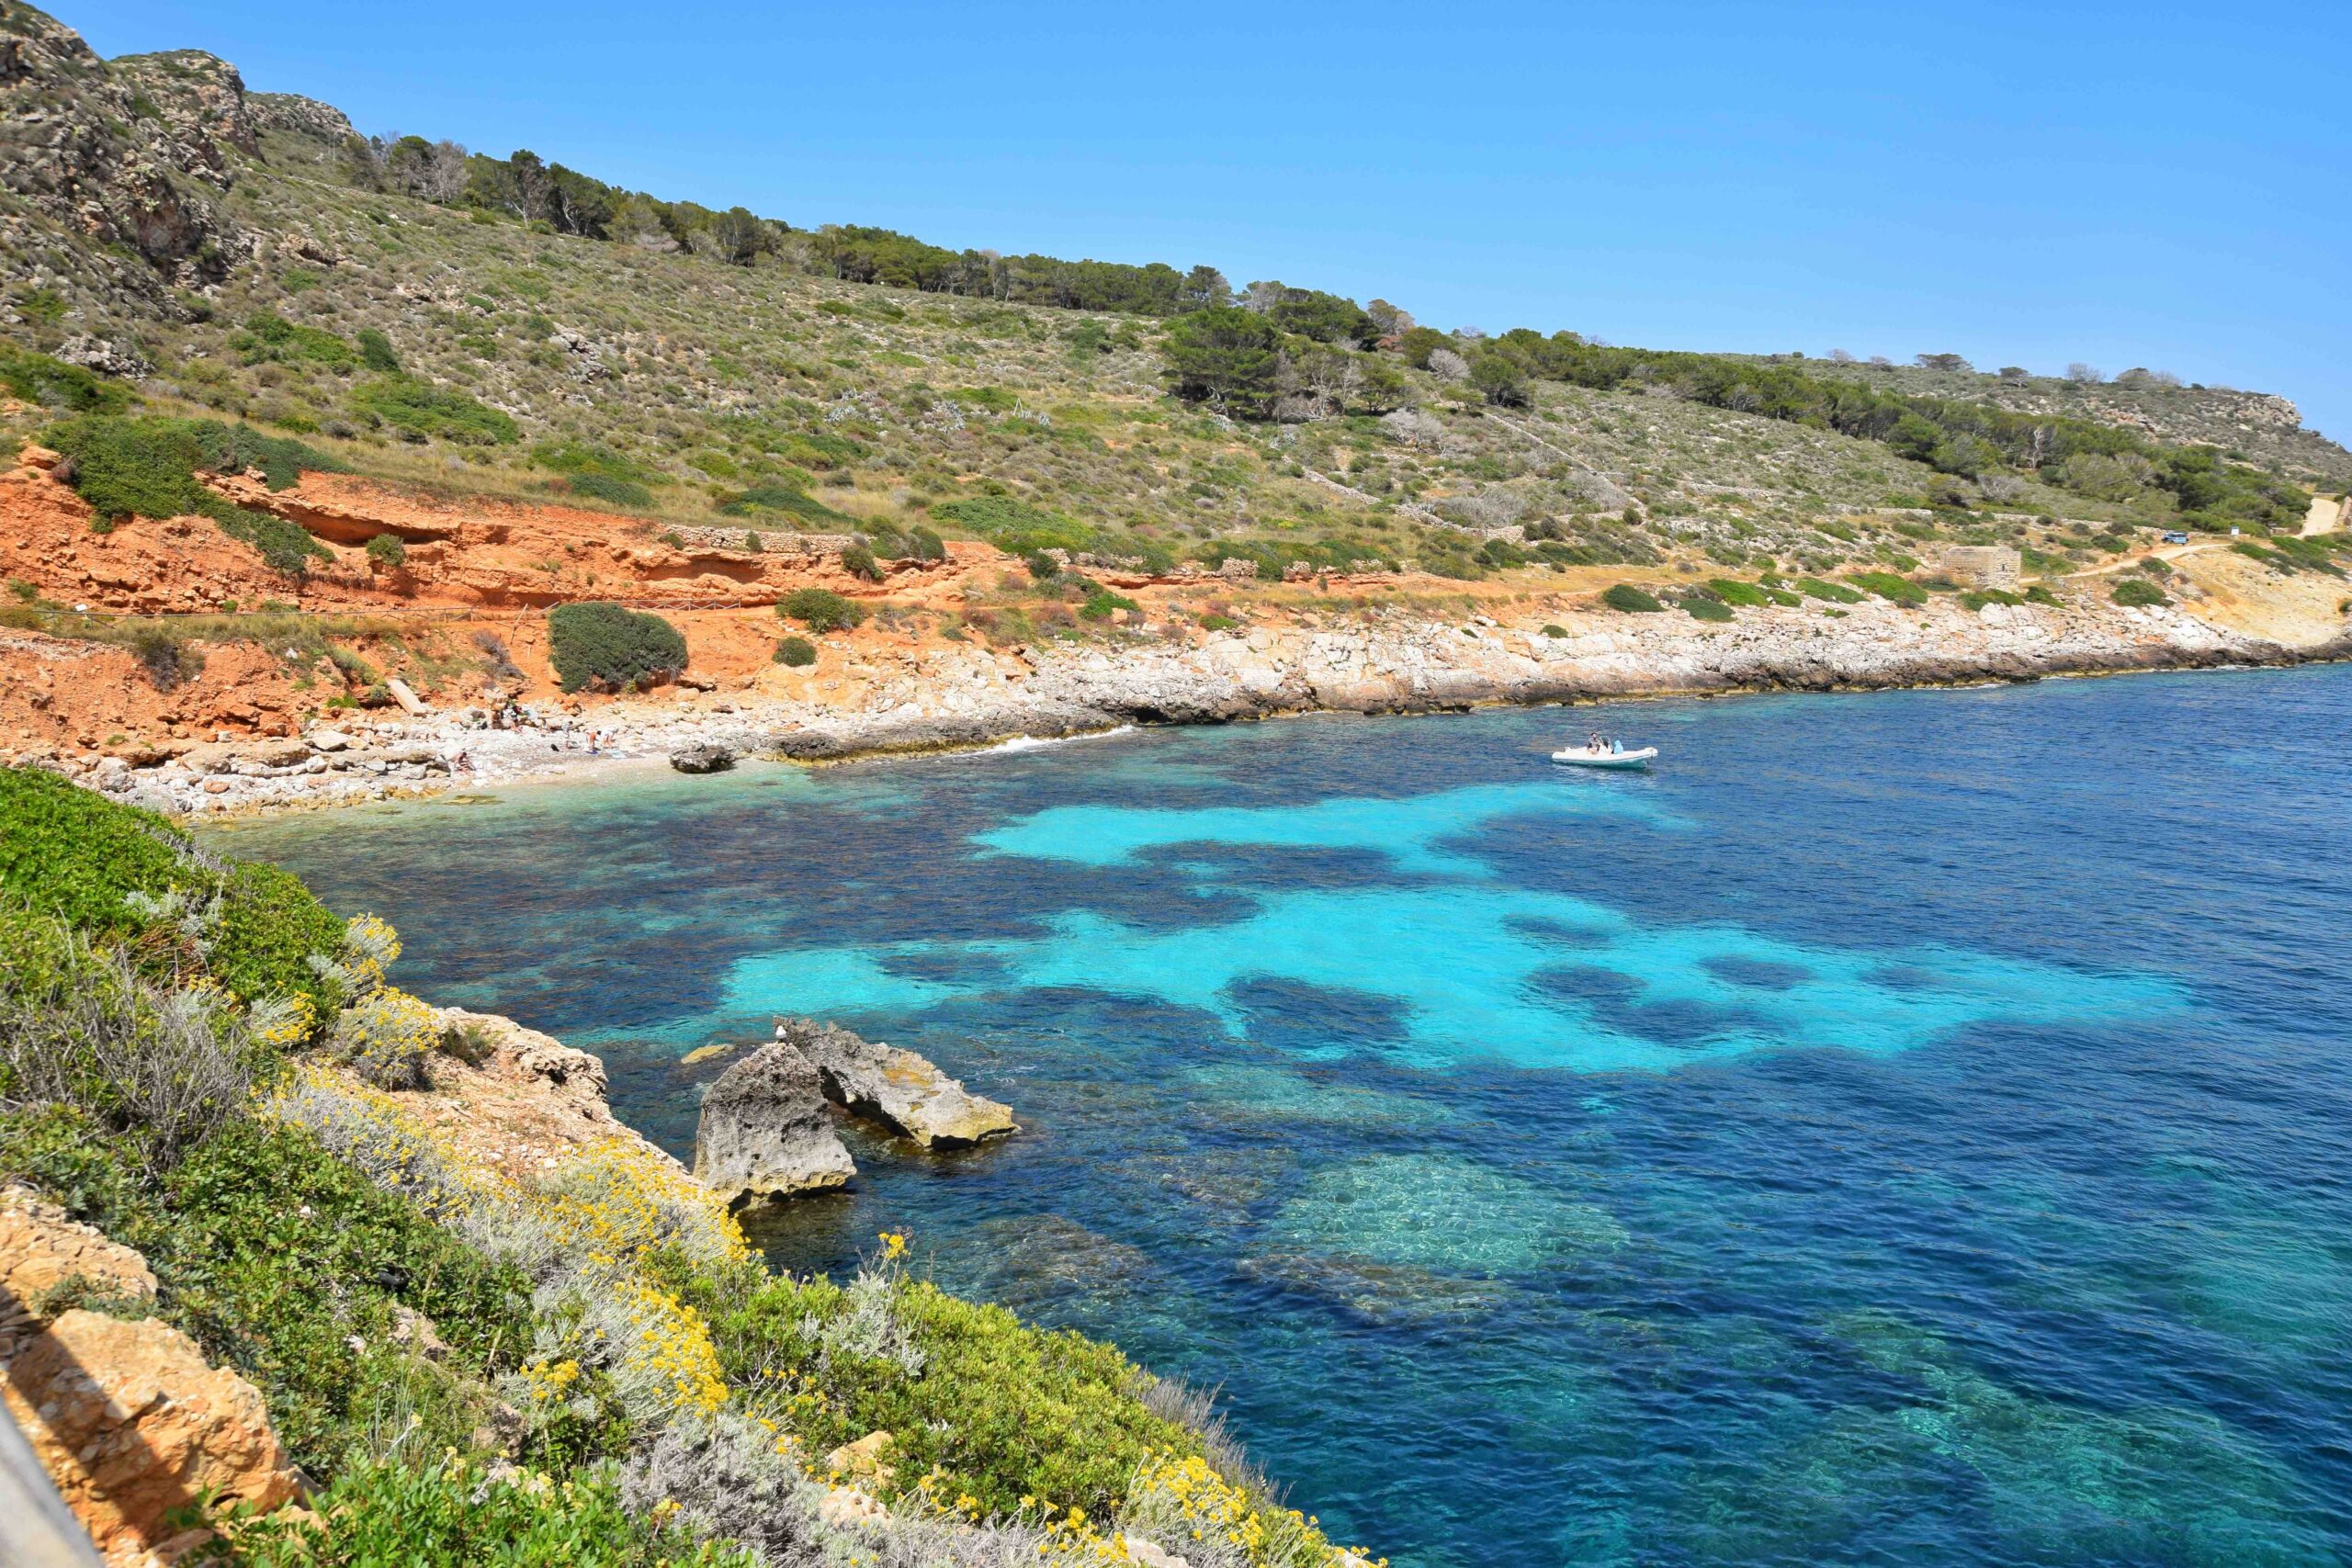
left=1551, top=746, right=1657, bottom=769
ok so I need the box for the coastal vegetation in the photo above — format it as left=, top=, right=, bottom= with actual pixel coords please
left=0, top=764, right=1373, bottom=1565
left=546, top=601, right=690, bottom=693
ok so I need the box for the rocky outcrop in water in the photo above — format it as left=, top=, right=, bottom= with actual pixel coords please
left=669, top=741, right=736, bottom=773
left=778, top=1018, right=1017, bottom=1150
left=692, top=1043, right=857, bottom=1207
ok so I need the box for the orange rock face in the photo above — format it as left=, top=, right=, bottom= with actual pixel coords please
left=4, top=1310, right=302, bottom=1564
left=0, top=1187, right=161, bottom=1357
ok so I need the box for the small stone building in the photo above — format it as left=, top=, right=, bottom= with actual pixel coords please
left=1940, top=545, right=2020, bottom=592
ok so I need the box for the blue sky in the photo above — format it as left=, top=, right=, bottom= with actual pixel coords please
left=82, top=1, right=2352, bottom=443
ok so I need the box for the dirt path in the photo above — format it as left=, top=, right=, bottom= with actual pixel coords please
left=2302, top=495, right=2346, bottom=536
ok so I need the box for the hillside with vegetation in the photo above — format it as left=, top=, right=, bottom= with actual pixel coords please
left=1, top=0, right=2340, bottom=615
left=0, top=761, right=1374, bottom=1564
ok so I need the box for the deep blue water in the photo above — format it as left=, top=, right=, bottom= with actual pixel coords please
left=214, top=668, right=2352, bottom=1568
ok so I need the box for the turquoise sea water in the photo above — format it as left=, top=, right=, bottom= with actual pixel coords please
left=215, top=668, right=2352, bottom=1567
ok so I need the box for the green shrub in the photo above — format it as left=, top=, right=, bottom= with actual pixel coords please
left=932, top=496, right=1095, bottom=555
left=1080, top=586, right=1139, bottom=621
left=715, top=484, right=851, bottom=524
left=1023, top=549, right=1061, bottom=580
left=0, top=766, right=342, bottom=1012
left=1680, top=594, right=1735, bottom=622
left=0, top=1110, right=529, bottom=1481
left=741, top=531, right=763, bottom=552
left=778, top=588, right=865, bottom=632
left=235, top=1454, right=757, bottom=1567
left=1795, top=576, right=1864, bottom=604
left=351, top=376, right=520, bottom=445
left=1847, top=571, right=1928, bottom=605
left=233, top=312, right=356, bottom=369
left=774, top=635, right=817, bottom=668
left=2112, top=577, right=2170, bottom=607
left=1602, top=584, right=1663, bottom=613
left=2024, top=583, right=2062, bottom=605
left=1958, top=588, right=2023, bottom=610
left=0, top=910, right=265, bottom=1171
left=907, top=525, right=947, bottom=563
left=839, top=544, right=882, bottom=581
left=1199, top=613, right=1238, bottom=631
left=682, top=1265, right=1193, bottom=1519
left=567, top=472, right=653, bottom=507
left=43, top=415, right=342, bottom=524
left=354, top=328, right=402, bottom=374
left=1705, top=579, right=1769, bottom=607
left=365, top=532, right=407, bottom=569
left=217, top=510, right=331, bottom=577
left=546, top=602, right=688, bottom=693
left=0, top=344, right=128, bottom=412
left=1541, top=624, right=1568, bottom=637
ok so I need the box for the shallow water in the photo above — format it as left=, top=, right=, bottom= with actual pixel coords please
left=217, top=668, right=2352, bottom=1567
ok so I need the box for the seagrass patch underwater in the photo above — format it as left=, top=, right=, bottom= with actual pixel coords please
left=217, top=666, right=2352, bottom=1567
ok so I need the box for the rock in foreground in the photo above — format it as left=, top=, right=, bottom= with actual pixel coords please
left=693, top=1043, right=857, bottom=1207
left=779, top=1017, right=1017, bottom=1150
left=669, top=742, right=736, bottom=773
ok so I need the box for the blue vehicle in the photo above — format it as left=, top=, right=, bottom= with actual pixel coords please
left=2161, top=530, right=2189, bottom=545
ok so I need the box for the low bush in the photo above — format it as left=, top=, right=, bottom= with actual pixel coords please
left=715, top=484, right=851, bottom=525
left=351, top=375, right=520, bottom=445
left=1958, top=589, right=2023, bottom=610
left=546, top=602, right=688, bottom=693
left=778, top=588, right=865, bottom=633
left=2112, top=577, right=2170, bottom=607
left=839, top=544, right=883, bottom=582
left=567, top=472, right=654, bottom=508
left=42, top=414, right=343, bottom=525
left=679, top=1260, right=1185, bottom=1519
left=932, top=496, right=1095, bottom=555
left=0, top=766, right=343, bottom=1012
left=232, top=1453, right=759, bottom=1567
left=0, top=910, right=269, bottom=1172
left=365, top=532, right=407, bottom=569
left=217, top=509, right=331, bottom=577
left=1680, top=594, right=1734, bottom=622
left=1601, top=584, right=1663, bottom=613
left=1847, top=571, right=1928, bottom=605
left=0, top=343, right=128, bottom=413
left=1079, top=586, right=1139, bottom=621
left=1705, top=578, right=1770, bottom=607
left=355, top=328, right=401, bottom=374
left=1795, top=576, right=1864, bottom=604
left=1541, top=624, right=1568, bottom=637
left=774, top=635, right=816, bottom=668
left=1199, top=613, right=1238, bottom=631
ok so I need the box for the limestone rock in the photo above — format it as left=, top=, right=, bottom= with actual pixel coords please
left=3, top=1309, right=301, bottom=1562
left=692, top=1043, right=856, bottom=1207
left=778, top=1018, right=1016, bottom=1151
left=669, top=742, right=736, bottom=773
left=0, top=1185, right=158, bottom=1357
left=1123, top=1536, right=1193, bottom=1568
left=385, top=676, right=428, bottom=716
left=819, top=1484, right=888, bottom=1531
left=824, top=1429, right=895, bottom=1486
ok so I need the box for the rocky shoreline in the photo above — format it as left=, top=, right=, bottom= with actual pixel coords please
left=31, top=592, right=2348, bottom=818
